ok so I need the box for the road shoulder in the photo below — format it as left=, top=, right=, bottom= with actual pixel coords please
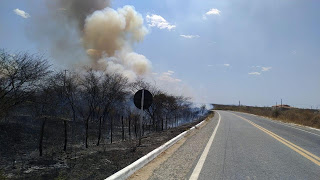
left=128, top=113, right=219, bottom=180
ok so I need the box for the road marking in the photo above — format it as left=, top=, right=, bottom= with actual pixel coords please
left=189, top=111, right=221, bottom=180
left=232, top=113, right=320, bottom=166
left=269, top=121, right=320, bottom=137
left=234, top=112, right=320, bottom=137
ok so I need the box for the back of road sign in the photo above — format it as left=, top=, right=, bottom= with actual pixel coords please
left=134, top=89, right=153, bottom=110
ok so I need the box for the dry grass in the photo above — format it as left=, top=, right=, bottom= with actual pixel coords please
left=214, top=105, right=320, bottom=129
left=205, top=111, right=215, bottom=121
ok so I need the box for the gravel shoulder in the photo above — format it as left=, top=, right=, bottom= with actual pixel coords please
left=129, top=112, right=219, bottom=180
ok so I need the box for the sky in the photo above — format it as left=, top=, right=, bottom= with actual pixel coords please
left=1, top=0, right=320, bottom=108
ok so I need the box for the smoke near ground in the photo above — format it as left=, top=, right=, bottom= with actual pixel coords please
left=28, top=0, right=151, bottom=81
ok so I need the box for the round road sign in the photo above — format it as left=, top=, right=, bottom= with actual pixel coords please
left=134, top=89, right=153, bottom=110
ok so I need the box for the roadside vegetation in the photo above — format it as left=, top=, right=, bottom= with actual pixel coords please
left=214, top=104, right=320, bottom=129
left=0, top=49, right=209, bottom=179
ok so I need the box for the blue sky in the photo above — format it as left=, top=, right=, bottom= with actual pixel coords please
left=1, top=0, right=320, bottom=108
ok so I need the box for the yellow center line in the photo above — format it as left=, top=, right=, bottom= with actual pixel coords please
left=231, top=113, right=320, bottom=166
left=240, top=115, right=320, bottom=162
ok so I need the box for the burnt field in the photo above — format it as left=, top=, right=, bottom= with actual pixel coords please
left=0, top=49, right=210, bottom=179
left=0, top=113, right=211, bottom=180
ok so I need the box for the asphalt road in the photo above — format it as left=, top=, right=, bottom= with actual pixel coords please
left=192, top=111, right=320, bottom=180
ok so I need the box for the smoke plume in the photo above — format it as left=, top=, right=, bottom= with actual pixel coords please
left=84, top=6, right=150, bottom=79
left=54, top=0, right=110, bottom=28
left=28, top=0, right=151, bottom=81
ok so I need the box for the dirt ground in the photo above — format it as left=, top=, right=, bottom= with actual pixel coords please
left=0, top=120, right=202, bottom=180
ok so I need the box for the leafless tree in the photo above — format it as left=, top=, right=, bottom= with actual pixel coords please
left=48, top=71, right=80, bottom=151
left=131, top=79, right=198, bottom=131
left=78, top=69, right=102, bottom=148
left=31, top=80, right=58, bottom=156
left=98, top=73, right=129, bottom=145
left=0, top=50, right=50, bottom=120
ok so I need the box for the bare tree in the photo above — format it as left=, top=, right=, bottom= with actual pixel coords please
left=0, top=50, right=50, bottom=120
left=31, top=82, right=57, bottom=156
left=147, top=92, right=166, bottom=131
left=78, top=69, right=102, bottom=148
left=131, top=80, right=164, bottom=131
left=129, top=78, right=152, bottom=93
left=98, top=73, right=128, bottom=145
left=63, top=71, right=79, bottom=151
left=48, top=71, right=79, bottom=151
left=131, top=79, right=198, bottom=131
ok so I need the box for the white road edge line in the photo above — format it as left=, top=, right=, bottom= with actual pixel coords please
left=235, top=112, right=320, bottom=137
left=189, top=111, right=221, bottom=180
left=274, top=122, right=320, bottom=137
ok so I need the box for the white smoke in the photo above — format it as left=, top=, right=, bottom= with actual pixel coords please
left=29, top=1, right=151, bottom=81
left=84, top=6, right=151, bottom=80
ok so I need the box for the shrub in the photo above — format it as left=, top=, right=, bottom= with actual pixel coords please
left=272, top=109, right=280, bottom=118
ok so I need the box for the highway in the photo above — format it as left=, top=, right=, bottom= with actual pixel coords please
left=190, top=111, right=320, bottom=180
left=131, top=110, right=320, bottom=180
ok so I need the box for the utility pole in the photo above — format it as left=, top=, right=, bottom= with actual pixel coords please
left=281, top=99, right=282, bottom=108
left=239, top=101, right=240, bottom=106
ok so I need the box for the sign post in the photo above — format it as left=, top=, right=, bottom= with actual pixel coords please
left=139, top=89, right=144, bottom=146
left=134, top=89, right=153, bottom=146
